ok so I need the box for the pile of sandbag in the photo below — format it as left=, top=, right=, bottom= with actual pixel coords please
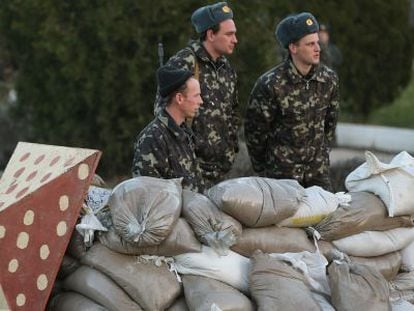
left=48, top=153, right=414, bottom=310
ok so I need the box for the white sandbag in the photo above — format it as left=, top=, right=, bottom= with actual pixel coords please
left=181, top=189, right=242, bottom=255
left=182, top=275, right=254, bottom=311
left=63, top=265, right=143, bottom=311
left=207, top=177, right=304, bottom=227
left=333, top=227, right=414, bottom=257
left=173, top=245, right=250, bottom=294
left=312, top=293, right=335, bottom=311
left=270, top=251, right=330, bottom=296
left=166, top=296, right=189, bottom=311
left=401, top=241, right=414, bottom=272
left=345, top=151, right=414, bottom=217
left=110, top=176, right=182, bottom=246
left=350, top=252, right=401, bottom=281
left=391, top=299, right=414, bottom=311
left=279, top=186, right=351, bottom=227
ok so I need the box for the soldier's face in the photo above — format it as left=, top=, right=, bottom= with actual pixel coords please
left=181, top=78, right=202, bottom=118
left=292, top=33, right=321, bottom=66
left=210, top=19, right=238, bottom=56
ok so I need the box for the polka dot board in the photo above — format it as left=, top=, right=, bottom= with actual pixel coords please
left=0, top=142, right=101, bottom=310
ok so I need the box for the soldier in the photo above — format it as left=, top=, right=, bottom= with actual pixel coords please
left=319, top=23, right=343, bottom=71
left=244, top=12, right=340, bottom=191
left=154, top=2, right=240, bottom=188
left=132, top=65, right=205, bottom=193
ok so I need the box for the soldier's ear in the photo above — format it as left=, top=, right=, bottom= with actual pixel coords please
left=288, top=42, right=297, bottom=54
left=175, top=92, right=184, bottom=104
left=206, top=29, right=215, bottom=42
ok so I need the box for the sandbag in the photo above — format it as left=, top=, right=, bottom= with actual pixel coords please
left=316, top=240, right=347, bottom=263
left=181, top=189, right=242, bottom=255
left=66, top=227, right=88, bottom=260
left=110, top=176, right=182, bottom=246
left=183, top=275, right=254, bottom=311
left=249, top=251, right=321, bottom=311
left=279, top=186, right=350, bottom=227
left=99, top=218, right=201, bottom=256
left=57, top=255, right=80, bottom=280
left=333, top=227, right=414, bottom=257
left=231, top=226, right=314, bottom=257
left=63, top=265, right=143, bottom=311
left=390, top=272, right=414, bottom=291
left=314, top=192, right=414, bottom=241
left=47, top=291, right=107, bottom=311
left=390, top=290, right=414, bottom=305
left=345, top=151, right=414, bottom=217
left=207, top=177, right=304, bottom=227
left=350, top=252, right=402, bottom=280
left=328, top=260, right=391, bottom=311
left=401, top=241, right=414, bottom=272
left=173, top=245, right=250, bottom=294
left=391, top=299, right=414, bottom=311
left=81, top=243, right=181, bottom=310
left=166, top=296, right=189, bottom=311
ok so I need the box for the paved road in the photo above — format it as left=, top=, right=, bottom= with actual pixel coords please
left=330, top=147, right=394, bottom=165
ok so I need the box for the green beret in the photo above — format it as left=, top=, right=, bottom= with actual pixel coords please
left=275, top=12, right=319, bottom=48
left=157, top=65, right=192, bottom=98
left=191, top=2, right=233, bottom=34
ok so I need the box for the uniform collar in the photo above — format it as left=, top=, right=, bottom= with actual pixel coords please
left=158, top=109, right=191, bottom=142
left=286, top=58, right=327, bottom=84
left=188, top=39, right=227, bottom=68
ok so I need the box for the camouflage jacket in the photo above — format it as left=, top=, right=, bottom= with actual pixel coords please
left=244, top=58, right=339, bottom=174
left=132, top=109, right=205, bottom=193
left=154, top=40, right=240, bottom=182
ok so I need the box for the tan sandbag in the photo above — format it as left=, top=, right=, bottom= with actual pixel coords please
left=166, top=296, right=189, bottom=311
left=99, top=218, right=201, bottom=256
left=390, top=272, right=414, bottom=291
left=231, top=227, right=314, bottom=257
left=350, top=252, right=401, bottom=280
left=57, top=255, right=80, bottom=280
left=66, top=228, right=88, bottom=260
left=63, top=265, right=143, bottom=311
left=207, top=177, right=304, bottom=227
left=182, top=189, right=242, bottom=255
left=110, top=176, right=182, bottom=246
left=183, top=275, right=254, bottom=311
left=47, top=291, right=107, bottom=311
left=249, top=251, right=320, bottom=311
left=390, top=290, right=414, bottom=304
left=314, top=192, right=414, bottom=241
left=328, top=260, right=391, bottom=311
left=81, top=243, right=181, bottom=310
left=316, top=240, right=346, bottom=263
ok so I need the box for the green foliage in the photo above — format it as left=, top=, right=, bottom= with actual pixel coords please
left=0, top=0, right=413, bottom=178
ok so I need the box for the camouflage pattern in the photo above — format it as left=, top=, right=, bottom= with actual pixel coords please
left=244, top=58, right=339, bottom=190
left=132, top=109, right=205, bottom=193
left=154, top=40, right=240, bottom=186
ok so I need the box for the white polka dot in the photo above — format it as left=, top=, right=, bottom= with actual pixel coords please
left=23, top=210, right=35, bottom=225
left=0, top=226, right=5, bottom=239
left=78, top=163, right=89, bottom=180
left=56, top=221, right=67, bottom=237
left=59, top=195, right=69, bottom=211
left=8, top=259, right=19, bottom=273
left=16, top=293, right=26, bottom=306
left=37, top=274, right=48, bottom=291
left=16, top=232, right=29, bottom=249
left=40, top=245, right=50, bottom=260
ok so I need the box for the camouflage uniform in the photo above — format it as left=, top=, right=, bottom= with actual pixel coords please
left=154, top=40, right=240, bottom=187
left=132, top=108, right=205, bottom=193
left=244, top=58, right=339, bottom=190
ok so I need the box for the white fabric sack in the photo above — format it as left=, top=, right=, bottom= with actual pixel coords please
left=345, top=151, right=414, bottom=217
left=270, top=250, right=330, bottom=296
left=333, top=227, right=414, bottom=257
left=279, top=186, right=351, bottom=227
left=391, top=299, right=414, bottom=311
left=173, top=245, right=250, bottom=294
left=401, top=241, right=414, bottom=272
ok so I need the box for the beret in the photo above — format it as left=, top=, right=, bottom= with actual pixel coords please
left=275, top=12, right=319, bottom=48
left=157, top=66, right=192, bottom=98
left=191, top=2, right=233, bottom=34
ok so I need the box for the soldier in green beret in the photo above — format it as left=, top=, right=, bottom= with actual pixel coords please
left=244, top=12, right=340, bottom=191
left=154, top=2, right=240, bottom=188
left=132, top=65, right=206, bottom=193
